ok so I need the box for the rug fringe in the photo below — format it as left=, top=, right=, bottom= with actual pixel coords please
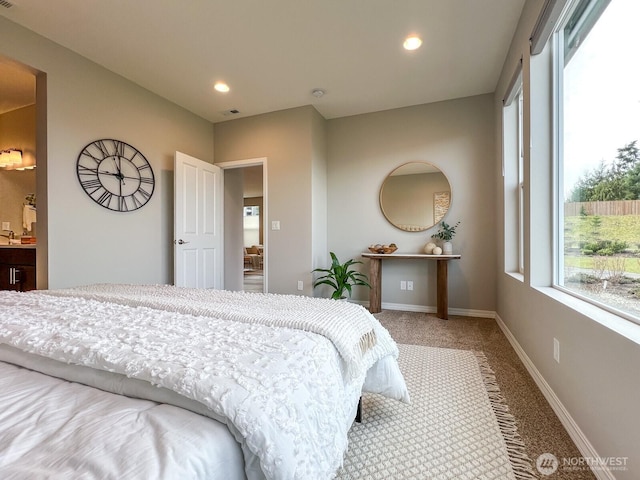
left=473, top=351, right=539, bottom=480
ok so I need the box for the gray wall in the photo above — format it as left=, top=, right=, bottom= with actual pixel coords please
left=311, top=107, right=328, bottom=288
left=214, top=106, right=320, bottom=296
left=495, top=1, right=640, bottom=476
left=223, top=168, right=244, bottom=291
left=0, top=17, right=214, bottom=288
left=214, top=97, right=497, bottom=312
left=327, top=96, right=497, bottom=311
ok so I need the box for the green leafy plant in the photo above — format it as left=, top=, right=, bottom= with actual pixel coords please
left=313, top=252, right=371, bottom=299
left=431, top=221, right=460, bottom=242
left=581, top=239, right=628, bottom=256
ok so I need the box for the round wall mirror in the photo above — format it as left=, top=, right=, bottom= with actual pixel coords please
left=379, top=162, right=452, bottom=232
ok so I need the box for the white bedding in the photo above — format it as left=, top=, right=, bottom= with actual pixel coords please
left=0, top=360, right=248, bottom=480
left=0, top=286, right=409, bottom=480
left=42, top=284, right=379, bottom=381
left=38, top=284, right=409, bottom=401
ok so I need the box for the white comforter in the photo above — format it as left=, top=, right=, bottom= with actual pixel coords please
left=0, top=359, right=248, bottom=480
left=41, top=284, right=383, bottom=381
left=0, top=287, right=408, bottom=480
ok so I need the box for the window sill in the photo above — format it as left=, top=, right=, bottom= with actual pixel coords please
left=505, top=271, right=524, bottom=283
left=534, top=286, right=640, bottom=346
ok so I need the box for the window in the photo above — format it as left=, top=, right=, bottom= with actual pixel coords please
left=502, top=68, right=524, bottom=276
left=243, top=205, right=260, bottom=247
left=517, top=90, right=525, bottom=275
left=243, top=206, right=259, bottom=216
left=555, top=0, right=640, bottom=323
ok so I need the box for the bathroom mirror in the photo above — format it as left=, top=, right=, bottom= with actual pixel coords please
left=379, top=161, right=452, bottom=232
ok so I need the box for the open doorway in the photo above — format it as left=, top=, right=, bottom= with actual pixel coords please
left=219, top=158, right=267, bottom=293
left=0, top=55, right=47, bottom=289
left=242, top=167, right=264, bottom=292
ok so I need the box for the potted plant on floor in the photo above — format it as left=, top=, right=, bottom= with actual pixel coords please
left=431, top=220, right=460, bottom=255
left=313, top=252, right=371, bottom=299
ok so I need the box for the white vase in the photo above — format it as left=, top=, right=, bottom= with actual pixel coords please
left=442, top=241, right=453, bottom=255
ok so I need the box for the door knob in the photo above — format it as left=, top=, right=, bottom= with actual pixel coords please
left=176, top=239, right=190, bottom=245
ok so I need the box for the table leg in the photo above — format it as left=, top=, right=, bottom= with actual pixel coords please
left=368, top=257, right=382, bottom=313
left=436, top=259, right=448, bottom=319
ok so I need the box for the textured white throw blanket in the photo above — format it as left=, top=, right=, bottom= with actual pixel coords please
left=0, top=290, right=364, bottom=480
left=43, top=284, right=379, bottom=380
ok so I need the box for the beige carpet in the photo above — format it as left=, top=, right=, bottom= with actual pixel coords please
left=336, top=344, right=537, bottom=480
left=373, top=311, right=596, bottom=480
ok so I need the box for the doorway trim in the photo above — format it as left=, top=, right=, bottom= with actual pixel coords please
left=35, top=71, right=48, bottom=289
left=217, top=157, right=268, bottom=292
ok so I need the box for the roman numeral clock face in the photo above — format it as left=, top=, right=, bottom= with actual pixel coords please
left=76, top=139, right=155, bottom=212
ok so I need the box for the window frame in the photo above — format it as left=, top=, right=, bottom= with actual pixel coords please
left=501, top=66, right=524, bottom=278
left=552, top=0, right=640, bottom=326
left=517, top=89, right=525, bottom=275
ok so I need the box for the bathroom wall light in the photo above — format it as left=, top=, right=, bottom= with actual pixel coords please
left=0, top=149, right=23, bottom=167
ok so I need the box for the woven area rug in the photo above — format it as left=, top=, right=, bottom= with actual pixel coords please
left=336, top=344, right=537, bottom=479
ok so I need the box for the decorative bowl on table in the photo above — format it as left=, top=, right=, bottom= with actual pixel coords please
left=368, top=243, right=398, bottom=254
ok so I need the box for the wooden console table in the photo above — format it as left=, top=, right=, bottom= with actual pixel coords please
left=361, top=253, right=461, bottom=319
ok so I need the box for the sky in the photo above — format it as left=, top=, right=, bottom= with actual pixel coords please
left=563, top=0, right=640, bottom=198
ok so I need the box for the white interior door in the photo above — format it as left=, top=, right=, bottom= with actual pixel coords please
left=174, top=152, right=222, bottom=288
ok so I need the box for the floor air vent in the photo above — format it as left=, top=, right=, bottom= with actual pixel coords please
left=0, top=0, right=14, bottom=9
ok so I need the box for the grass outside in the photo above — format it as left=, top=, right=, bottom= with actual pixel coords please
left=565, top=214, right=640, bottom=251
left=564, top=214, right=640, bottom=280
left=563, top=215, right=640, bottom=317
left=564, top=255, right=640, bottom=275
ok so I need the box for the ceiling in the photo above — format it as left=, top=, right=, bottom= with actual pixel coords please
left=0, top=0, right=525, bottom=123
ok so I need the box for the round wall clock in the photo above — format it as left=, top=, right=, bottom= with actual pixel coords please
left=76, top=139, right=155, bottom=212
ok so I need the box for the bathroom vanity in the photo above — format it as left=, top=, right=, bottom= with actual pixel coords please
left=0, top=245, right=36, bottom=291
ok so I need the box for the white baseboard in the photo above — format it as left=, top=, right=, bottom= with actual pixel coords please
left=494, top=314, right=614, bottom=480
left=381, top=301, right=433, bottom=313
left=381, top=301, right=496, bottom=319
left=349, top=299, right=495, bottom=318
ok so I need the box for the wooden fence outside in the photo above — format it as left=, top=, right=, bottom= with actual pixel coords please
left=565, top=200, right=640, bottom=216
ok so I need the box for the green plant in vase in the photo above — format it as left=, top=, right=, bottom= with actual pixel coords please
left=431, top=221, right=460, bottom=254
left=313, top=252, right=371, bottom=299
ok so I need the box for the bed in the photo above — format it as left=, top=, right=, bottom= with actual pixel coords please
left=0, top=284, right=409, bottom=480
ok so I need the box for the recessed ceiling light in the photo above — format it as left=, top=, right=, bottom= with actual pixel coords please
left=403, top=35, right=422, bottom=51
left=311, top=88, right=325, bottom=98
left=214, top=82, right=230, bottom=93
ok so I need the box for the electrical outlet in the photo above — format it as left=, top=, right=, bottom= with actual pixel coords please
left=1, top=222, right=9, bottom=231
left=297, top=280, right=303, bottom=291
left=400, top=281, right=406, bottom=290
left=271, top=220, right=281, bottom=230
left=407, top=281, right=414, bottom=291
left=553, top=338, right=560, bottom=363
